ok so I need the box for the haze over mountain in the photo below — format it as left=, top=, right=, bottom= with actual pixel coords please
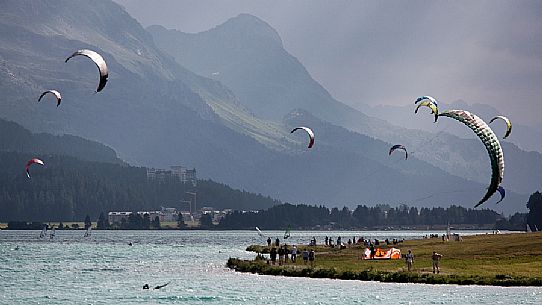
left=148, top=16, right=542, bottom=201
left=116, top=0, right=542, bottom=128
left=359, top=100, right=542, bottom=154
left=0, top=0, right=538, bottom=214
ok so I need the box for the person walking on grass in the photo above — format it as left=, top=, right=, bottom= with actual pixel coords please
left=405, top=249, right=414, bottom=271
left=432, top=251, right=442, bottom=274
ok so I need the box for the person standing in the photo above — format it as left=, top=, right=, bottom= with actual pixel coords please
left=302, top=249, right=309, bottom=264
left=432, top=251, right=442, bottom=274
left=405, top=249, right=414, bottom=271
left=291, top=245, right=297, bottom=263
left=325, top=236, right=329, bottom=246
left=308, top=249, right=315, bottom=267
left=270, top=247, right=277, bottom=265
left=278, top=246, right=284, bottom=265
left=267, top=237, right=271, bottom=247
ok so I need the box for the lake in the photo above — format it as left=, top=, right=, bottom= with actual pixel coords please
left=0, top=230, right=540, bottom=304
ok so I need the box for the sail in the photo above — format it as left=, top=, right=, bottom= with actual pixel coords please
left=84, top=226, right=92, bottom=237
left=255, top=227, right=264, bottom=238
left=39, top=226, right=47, bottom=238
left=283, top=225, right=291, bottom=239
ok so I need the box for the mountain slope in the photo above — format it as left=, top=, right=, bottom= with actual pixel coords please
left=148, top=15, right=542, bottom=197
left=360, top=99, right=542, bottom=154
left=0, top=0, right=283, bottom=184
left=0, top=118, right=121, bottom=164
left=147, top=18, right=396, bottom=136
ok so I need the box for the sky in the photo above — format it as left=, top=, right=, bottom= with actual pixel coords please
left=115, top=0, right=542, bottom=127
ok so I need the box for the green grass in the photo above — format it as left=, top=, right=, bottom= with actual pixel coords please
left=232, top=232, right=542, bottom=286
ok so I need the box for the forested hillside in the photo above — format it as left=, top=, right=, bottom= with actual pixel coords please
left=0, top=150, right=279, bottom=221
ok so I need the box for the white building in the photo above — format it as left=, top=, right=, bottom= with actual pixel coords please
left=147, top=166, right=197, bottom=186
left=170, top=166, right=197, bottom=186
left=108, top=207, right=179, bottom=224
left=108, top=211, right=132, bottom=225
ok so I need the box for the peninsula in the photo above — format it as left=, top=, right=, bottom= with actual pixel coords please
left=228, top=232, right=542, bottom=286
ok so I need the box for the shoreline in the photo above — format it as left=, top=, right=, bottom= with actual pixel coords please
left=227, top=232, right=542, bottom=287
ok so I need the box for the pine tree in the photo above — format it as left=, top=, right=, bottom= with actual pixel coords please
left=97, top=212, right=109, bottom=229
left=199, top=213, right=213, bottom=229
left=527, top=191, right=542, bottom=231
left=177, top=213, right=187, bottom=229
left=142, top=213, right=151, bottom=230
left=84, top=215, right=92, bottom=230
left=151, top=216, right=161, bottom=229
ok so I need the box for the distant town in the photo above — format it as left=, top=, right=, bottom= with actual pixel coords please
left=106, top=165, right=238, bottom=228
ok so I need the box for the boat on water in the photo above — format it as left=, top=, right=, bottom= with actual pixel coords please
left=39, top=226, right=47, bottom=238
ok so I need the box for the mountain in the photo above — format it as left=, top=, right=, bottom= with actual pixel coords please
left=0, top=2, right=534, bottom=214
left=0, top=0, right=287, bottom=184
left=278, top=109, right=526, bottom=213
left=0, top=118, right=121, bottom=164
left=359, top=100, right=542, bottom=154
left=147, top=14, right=542, bottom=199
left=0, top=119, right=280, bottom=221
left=146, top=17, right=397, bottom=138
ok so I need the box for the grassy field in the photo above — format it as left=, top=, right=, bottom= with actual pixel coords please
left=229, top=232, right=542, bottom=286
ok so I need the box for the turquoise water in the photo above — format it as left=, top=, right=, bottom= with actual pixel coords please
left=1, top=230, right=540, bottom=304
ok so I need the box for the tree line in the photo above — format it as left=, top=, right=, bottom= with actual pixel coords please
left=218, top=203, right=506, bottom=230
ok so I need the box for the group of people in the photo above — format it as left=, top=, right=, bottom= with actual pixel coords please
left=405, top=250, right=443, bottom=273
left=324, top=236, right=361, bottom=248
left=268, top=245, right=315, bottom=267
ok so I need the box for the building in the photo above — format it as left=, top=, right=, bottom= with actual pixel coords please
left=147, top=165, right=197, bottom=186
left=170, top=166, right=197, bottom=186
left=146, top=168, right=173, bottom=182
left=108, top=207, right=179, bottom=225
left=108, top=211, right=132, bottom=225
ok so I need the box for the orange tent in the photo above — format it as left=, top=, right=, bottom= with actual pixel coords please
left=362, top=247, right=401, bottom=260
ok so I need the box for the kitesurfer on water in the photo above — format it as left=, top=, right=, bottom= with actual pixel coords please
left=154, top=282, right=169, bottom=290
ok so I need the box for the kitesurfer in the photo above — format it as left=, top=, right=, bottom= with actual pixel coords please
left=154, top=282, right=169, bottom=290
